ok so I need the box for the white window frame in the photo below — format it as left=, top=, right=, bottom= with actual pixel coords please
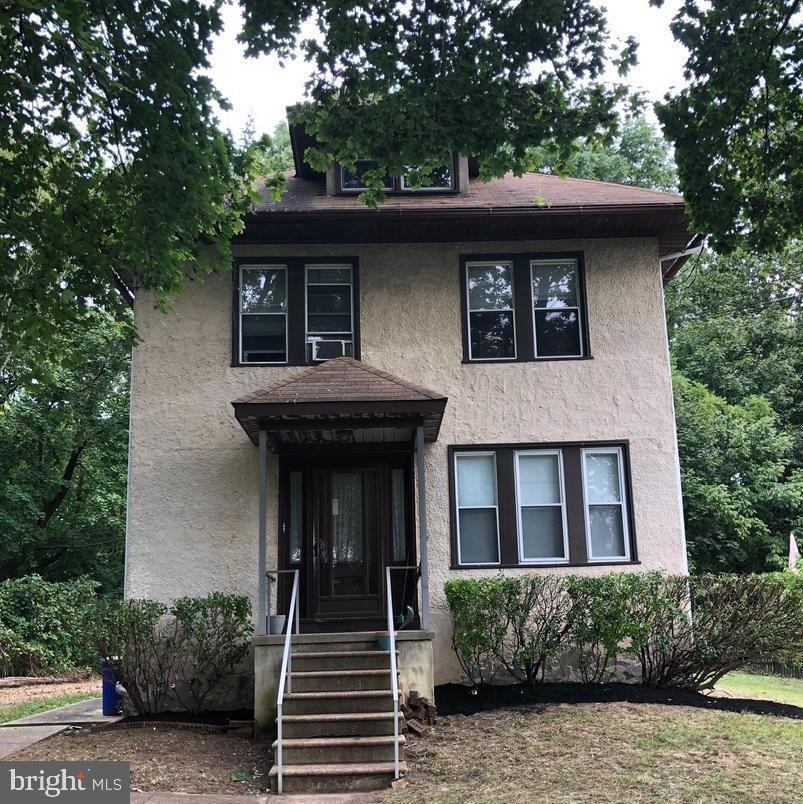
left=399, top=162, right=455, bottom=192
left=465, top=260, right=517, bottom=361
left=339, top=160, right=394, bottom=193
left=513, top=449, right=570, bottom=564
left=239, top=264, right=288, bottom=365
left=305, top=264, right=355, bottom=359
left=530, top=258, right=585, bottom=359
left=454, top=451, right=501, bottom=566
left=581, top=446, right=631, bottom=562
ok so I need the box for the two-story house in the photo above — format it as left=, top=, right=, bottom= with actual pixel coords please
left=124, top=122, right=700, bottom=792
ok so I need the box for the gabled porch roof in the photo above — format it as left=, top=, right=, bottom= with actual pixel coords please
left=232, top=357, right=448, bottom=450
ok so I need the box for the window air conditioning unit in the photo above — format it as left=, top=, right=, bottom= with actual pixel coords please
left=310, top=340, right=353, bottom=361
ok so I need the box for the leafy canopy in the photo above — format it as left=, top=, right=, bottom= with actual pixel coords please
left=240, top=0, right=638, bottom=204
left=653, top=0, right=803, bottom=252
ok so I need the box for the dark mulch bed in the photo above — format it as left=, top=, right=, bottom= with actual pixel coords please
left=120, top=708, right=253, bottom=726
left=435, top=682, right=803, bottom=720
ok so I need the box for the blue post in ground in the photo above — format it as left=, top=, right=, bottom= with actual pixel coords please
left=99, top=660, right=121, bottom=716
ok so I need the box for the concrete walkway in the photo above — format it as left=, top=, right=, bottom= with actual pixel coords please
left=132, top=795, right=378, bottom=804
left=0, top=697, right=121, bottom=759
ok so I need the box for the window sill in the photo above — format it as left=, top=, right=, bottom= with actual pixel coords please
left=449, top=560, right=641, bottom=570
left=462, top=355, right=594, bottom=365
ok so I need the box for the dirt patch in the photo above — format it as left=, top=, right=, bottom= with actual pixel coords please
left=435, top=681, right=803, bottom=720
left=0, top=679, right=98, bottom=707
left=11, top=725, right=272, bottom=795
left=385, top=701, right=803, bottom=804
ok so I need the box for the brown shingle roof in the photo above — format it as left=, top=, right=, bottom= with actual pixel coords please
left=233, top=356, right=445, bottom=405
left=252, top=171, right=683, bottom=214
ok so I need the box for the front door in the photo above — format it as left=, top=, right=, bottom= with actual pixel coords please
left=313, top=467, right=382, bottom=618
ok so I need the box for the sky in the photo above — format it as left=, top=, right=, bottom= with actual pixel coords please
left=208, top=0, right=689, bottom=140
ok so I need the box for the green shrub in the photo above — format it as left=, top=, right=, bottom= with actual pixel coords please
left=0, top=575, right=99, bottom=676
left=89, top=593, right=253, bottom=715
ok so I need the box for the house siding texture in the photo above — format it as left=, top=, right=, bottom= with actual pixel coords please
left=125, top=237, right=686, bottom=684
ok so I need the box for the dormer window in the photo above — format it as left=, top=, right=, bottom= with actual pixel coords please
left=338, top=156, right=457, bottom=194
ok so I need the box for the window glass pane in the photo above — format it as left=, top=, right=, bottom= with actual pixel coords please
left=467, top=264, right=513, bottom=310
left=456, top=454, right=496, bottom=507
left=588, top=505, right=626, bottom=557
left=307, top=267, right=351, bottom=284
left=532, top=261, right=578, bottom=308
left=341, top=159, right=393, bottom=190
left=241, top=268, right=286, bottom=313
left=307, top=313, right=352, bottom=333
left=469, top=311, right=515, bottom=359
left=402, top=163, right=453, bottom=189
left=534, top=310, right=581, bottom=356
left=585, top=453, right=622, bottom=503
left=458, top=509, right=499, bottom=563
left=241, top=315, right=286, bottom=362
left=307, top=285, right=352, bottom=315
left=391, top=469, right=407, bottom=563
left=521, top=508, right=565, bottom=559
left=518, top=454, right=560, bottom=505
left=289, top=472, right=302, bottom=563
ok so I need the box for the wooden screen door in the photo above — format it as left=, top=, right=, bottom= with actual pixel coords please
left=313, top=467, right=383, bottom=618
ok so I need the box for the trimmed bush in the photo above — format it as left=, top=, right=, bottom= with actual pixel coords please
left=0, top=575, right=99, bottom=676
left=445, top=571, right=803, bottom=691
left=89, top=593, right=253, bottom=715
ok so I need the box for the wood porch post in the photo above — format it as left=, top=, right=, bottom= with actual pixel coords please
left=416, top=426, right=431, bottom=629
left=257, top=427, right=268, bottom=636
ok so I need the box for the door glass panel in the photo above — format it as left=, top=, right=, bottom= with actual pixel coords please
left=289, top=471, right=302, bottom=563
left=391, top=468, right=407, bottom=562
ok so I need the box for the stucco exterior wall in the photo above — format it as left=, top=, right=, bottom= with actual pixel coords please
left=125, top=237, right=686, bottom=685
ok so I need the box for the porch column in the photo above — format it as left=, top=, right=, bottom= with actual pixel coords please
left=416, top=426, right=431, bottom=629
left=257, top=427, right=268, bottom=636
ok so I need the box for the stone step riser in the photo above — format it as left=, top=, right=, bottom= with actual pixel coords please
left=283, top=694, right=394, bottom=716
left=279, top=742, right=399, bottom=765
left=293, top=653, right=392, bottom=671
left=290, top=672, right=394, bottom=693
left=289, top=639, right=387, bottom=654
left=270, top=772, right=396, bottom=794
left=282, top=717, right=401, bottom=738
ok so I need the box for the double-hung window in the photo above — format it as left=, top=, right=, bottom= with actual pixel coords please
left=239, top=265, right=288, bottom=364
left=461, top=253, right=589, bottom=362
left=454, top=452, right=500, bottom=565
left=234, top=258, right=359, bottom=366
left=515, top=450, right=569, bottom=563
left=451, top=443, right=634, bottom=567
left=339, top=157, right=456, bottom=193
left=582, top=447, right=630, bottom=561
left=465, top=261, right=516, bottom=360
left=305, top=265, right=355, bottom=360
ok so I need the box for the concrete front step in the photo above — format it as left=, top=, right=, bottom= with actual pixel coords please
left=269, top=761, right=406, bottom=794
left=272, top=734, right=405, bottom=764
left=290, top=668, right=396, bottom=693
left=283, top=690, right=393, bottom=716
left=293, top=650, right=397, bottom=671
left=288, top=633, right=389, bottom=654
left=281, top=711, right=404, bottom=738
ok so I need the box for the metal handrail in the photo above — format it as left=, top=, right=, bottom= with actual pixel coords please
left=385, top=566, right=400, bottom=780
left=275, top=568, right=300, bottom=795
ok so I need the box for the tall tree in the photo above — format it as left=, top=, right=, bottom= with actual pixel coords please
left=0, top=311, right=130, bottom=593
left=653, top=0, right=803, bottom=252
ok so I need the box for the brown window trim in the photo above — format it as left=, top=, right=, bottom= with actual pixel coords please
left=335, top=154, right=460, bottom=195
left=231, top=256, right=361, bottom=367
left=459, top=251, right=591, bottom=364
left=448, top=441, right=638, bottom=569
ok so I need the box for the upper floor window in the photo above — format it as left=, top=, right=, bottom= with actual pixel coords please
left=460, top=252, right=589, bottom=363
left=234, top=258, right=360, bottom=366
left=338, top=157, right=456, bottom=193
left=450, top=442, right=635, bottom=567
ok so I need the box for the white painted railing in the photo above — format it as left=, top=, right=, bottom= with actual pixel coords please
left=385, top=565, right=401, bottom=780
left=274, top=569, right=300, bottom=795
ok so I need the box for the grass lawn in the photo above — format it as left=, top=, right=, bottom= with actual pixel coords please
left=0, top=691, right=98, bottom=725
left=716, top=672, right=803, bottom=708
left=386, top=702, right=803, bottom=804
